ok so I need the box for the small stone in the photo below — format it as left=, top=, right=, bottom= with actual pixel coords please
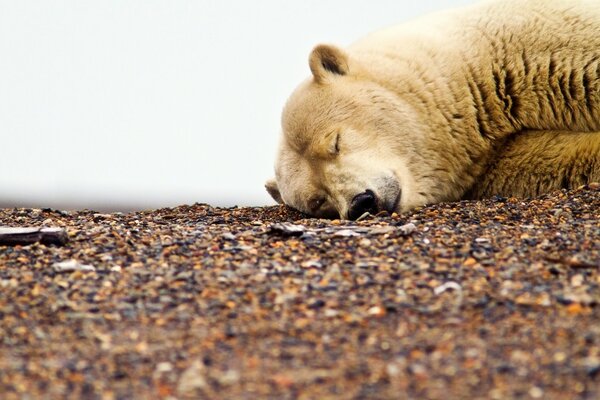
left=369, top=226, right=395, bottom=235
left=553, top=352, right=567, bottom=363
left=0, top=226, right=68, bottom=246
left=307, top=299, right=326, bottom=309
left=52, top=260, right=95, bottom=273
left=324, top=309, right=339, bottom=317
left=155, top=362, right=173, bottom=373
left=268, top=223, right=306, bottom=237
left=586, top=359, right=600, bottom=378
left=222, top=232, right=236, bottom=240
left=398, top=223, right=417, bottom=235
left=334, top=229, right=360, bottom=237
left=564, top=255, right=598, bottom=269
left=570, top=274, right=584, bottom=287
left=301, top=260, right=323, bottom=269
left=529, top=386, right=543, bottom=399
left=386, top=363, right=401, bottom=377
left=367, top=306, right=385, bottom=316
left=177, top=360, right=207, bottom=394
left=409, top=363, right=427, bottom=376
left=359, top=238, right=372, bottom=247
left=463, top=257, right=478, bottom=267
left=433, top=281, right=462, bottom=295
left=217, top=369, right=240, bottom=386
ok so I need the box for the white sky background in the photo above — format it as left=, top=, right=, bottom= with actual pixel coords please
left=0, top=0, right=478, bottom=211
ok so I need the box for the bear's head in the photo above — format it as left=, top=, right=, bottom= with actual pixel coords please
left=266, top=44, right=431, bottom=220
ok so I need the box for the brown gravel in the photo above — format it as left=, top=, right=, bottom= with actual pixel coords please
left=1, top=186, right=599, bottom=400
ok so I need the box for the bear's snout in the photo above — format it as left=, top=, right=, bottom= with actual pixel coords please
left=348, top=190, right=378, bottom=220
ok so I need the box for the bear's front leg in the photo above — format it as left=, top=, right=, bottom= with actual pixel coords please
left=465, top=130, right=600, bottom=200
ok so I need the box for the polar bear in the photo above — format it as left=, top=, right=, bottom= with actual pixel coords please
left=266, top=0, right=600, bottom=219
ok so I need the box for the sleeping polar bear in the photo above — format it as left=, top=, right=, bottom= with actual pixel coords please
left=266, top=0, right=600, bottom=220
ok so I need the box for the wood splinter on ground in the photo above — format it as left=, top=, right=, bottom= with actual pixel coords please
left=0, top=227, right=68, bottom=246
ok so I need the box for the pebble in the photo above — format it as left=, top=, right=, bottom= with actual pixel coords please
left=0, top=186, right=598, bottom=399
left=398, top=222, right=417, bottom=235
left=269, top=223, right=306, bottom=236
left=433, top=281, right=463, bottom=295
left=177, top=360, right=207, bottom=394
left=334, top=229, right=360, bottom=237
left=52, top=259, right=96, bottom=273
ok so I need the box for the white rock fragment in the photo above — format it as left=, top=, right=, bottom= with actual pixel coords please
left=52, top=259, right=95, bottom=273
left=0, top=226, right=68, bottom=246
left=222, top=232, right=236, bottom=241
left=1, top=279, right=18, bottom=288
left=155, top=362, right=173, bottom=373
left=529, top=386, right=544, bottom=399
left=398, top=223, right=417, bottom=236
left=571, top=274, right=584, bottom=287
left=367, top=306, right=384, bottom=316
left=434, top=281, right=462, bottom=295
left=324, top=309, right=339, bottom=317
left=177, top=360, right=207, bottom=394
left=386, top=362, right=401, bottom=377
left=301, top=260, right=324, bottom=269
left=269, top=223, right=306, bottom=237
left=334, top=229, right=360, bottom=237
left=359, top=238, right=372, bottom=247
left=369, top=226, right=396, bottom=235
left=217, top=369, right=240, bottom=386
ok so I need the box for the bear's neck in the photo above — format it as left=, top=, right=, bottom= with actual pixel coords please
left=354, top=51, right=498, bottom=201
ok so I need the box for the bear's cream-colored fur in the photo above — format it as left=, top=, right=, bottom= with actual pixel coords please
left=267, top=0, right=600, bottom=219
left=467, top=130, right=600, bottom=199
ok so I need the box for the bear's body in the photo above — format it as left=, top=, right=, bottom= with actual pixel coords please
left=267, top=0, right=600, bottom=219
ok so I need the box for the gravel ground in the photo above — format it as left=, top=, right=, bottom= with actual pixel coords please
left=1, top=185, right=599, bottom=400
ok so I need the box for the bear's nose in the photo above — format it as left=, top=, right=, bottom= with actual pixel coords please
left=348, top=190, right=378, bottom=220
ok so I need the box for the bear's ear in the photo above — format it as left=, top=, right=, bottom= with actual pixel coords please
left=309, top=44, right=349, bottom=83
left=265, top=179, right=283, bottom=204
